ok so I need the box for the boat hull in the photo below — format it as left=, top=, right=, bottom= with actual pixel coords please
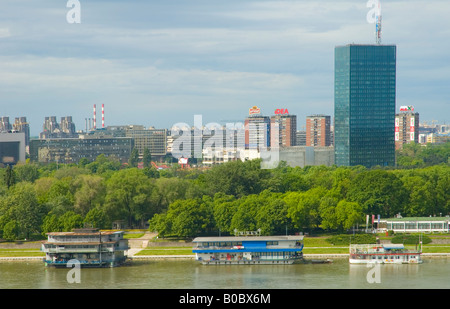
left=349, top=257, right=422, bottom=264
left=199, top=258, right=303, bottom=265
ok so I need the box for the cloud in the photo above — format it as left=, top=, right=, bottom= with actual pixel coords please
left=0, top=0, right=448, bottom=135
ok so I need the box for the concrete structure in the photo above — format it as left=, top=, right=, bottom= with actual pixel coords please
left=1, top=116, right=30, bottom=148
left=278, top=146, right=334, bottom=168
left=0, top=132, right=26, bottom=165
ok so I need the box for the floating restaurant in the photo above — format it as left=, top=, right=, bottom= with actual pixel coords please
left=192, top=235, right=304, bottom=265
left=349, top=243, right=422, bottom=264
left=41, top=228, right=129, bottom=268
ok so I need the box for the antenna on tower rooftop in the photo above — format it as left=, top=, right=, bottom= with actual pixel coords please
left=375, top=0, right=382, bottom=44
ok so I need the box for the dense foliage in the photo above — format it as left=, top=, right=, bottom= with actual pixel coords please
left=0, top=142, right=449, bottom=240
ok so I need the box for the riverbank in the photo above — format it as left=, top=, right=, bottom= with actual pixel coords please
left=3, top=232, right=450, bottom=261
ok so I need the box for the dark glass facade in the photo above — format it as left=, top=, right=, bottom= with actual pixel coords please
left=334, top=44, right=396, bottom=167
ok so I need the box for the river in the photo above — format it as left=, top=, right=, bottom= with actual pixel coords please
left=1, top=256, right=450, bottom=289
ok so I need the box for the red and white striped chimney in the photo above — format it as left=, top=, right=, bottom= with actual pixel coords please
left=93, top=104, right=97, bottom=129
left=102, top=104, right=105, bottom=128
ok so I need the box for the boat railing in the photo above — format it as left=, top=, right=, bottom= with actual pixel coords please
left=349, top=248, right=422, bottom=254
left=194, top=244, right=303, bottom=251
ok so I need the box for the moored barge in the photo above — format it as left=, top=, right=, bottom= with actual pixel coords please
left=349, top=243, right=422, bottom=264
left=192, top=235, right=304, bottom=265
left=41, top=228, right=129, bottom=268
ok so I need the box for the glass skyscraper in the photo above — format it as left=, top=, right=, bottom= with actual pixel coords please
left=334, top=44, right=396, bottom=167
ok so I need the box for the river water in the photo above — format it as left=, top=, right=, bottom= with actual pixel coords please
left=1, top=256, right=450, bottom=290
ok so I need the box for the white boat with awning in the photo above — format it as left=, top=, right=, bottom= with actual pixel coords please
left=349, top=243, right=422, bottom=264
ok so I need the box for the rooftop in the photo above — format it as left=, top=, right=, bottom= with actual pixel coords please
left=192, top=235, right=304, bottom=242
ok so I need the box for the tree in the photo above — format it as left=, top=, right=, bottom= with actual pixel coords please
left=285, top=187, right=327, bottom=231
left=4, top=165, right=15, bottom=189
left=230, top=194, right=261, bottom=233
left=13, top=163, right=40, bottom=183
left=150, top=198, right=215, bottom=238
left=128, top=148, right=139, bottom=168
left=335, top=200, right=364, bottom=230
left=58, top=211, right=83, bottom=231
left=104, top=169, right=155, bottom=228
left=347, top=170, right=407, bottom=218
left=41, top=214, right=61, bottom=235
left=203, top=159, right=271, bottom=197
left=3, top=220, right=19, bottom=241
left=255, top=192, right=290, bottom=235
left=212, top=193, right=238, bottom=235
left=73, top=174, right=106, bottom=216
left=0, top=182, right=47, bottom=239
left=143, top=148, right=152, bottom=168
left=83, top=207, right=109, bottom=229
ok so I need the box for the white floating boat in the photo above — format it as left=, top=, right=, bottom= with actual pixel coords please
left=349, top=243, right=422, bottom=264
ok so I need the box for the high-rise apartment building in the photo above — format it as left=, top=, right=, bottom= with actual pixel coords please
left=334, top=44, right=396, bottom=167
left=245, top=106, right=270, bottom=150
left=40, top=116, right=78, bottom=139
left=0, top=117, right=12, bottom=132
left=12, top=117, right=30, bottom=147
left=306, top=115, right=331, bottom=147
left=395, top=106, right=419, bottom=150
left=270, top=109, right=297, bottom=147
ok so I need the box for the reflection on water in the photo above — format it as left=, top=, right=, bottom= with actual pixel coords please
left=1, top=257, right=450, bottom=289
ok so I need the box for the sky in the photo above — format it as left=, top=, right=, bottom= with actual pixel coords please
left=0, top=0, right=449, bottom=136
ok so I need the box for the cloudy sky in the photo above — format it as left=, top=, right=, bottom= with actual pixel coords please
left=1, top=0, right=449, bottom=136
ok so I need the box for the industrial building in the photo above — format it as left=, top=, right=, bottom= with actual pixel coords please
left=278, top=146, right=335, bottom=168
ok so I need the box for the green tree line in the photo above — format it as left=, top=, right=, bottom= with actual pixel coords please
left=0, top=142, right=449, bottom=240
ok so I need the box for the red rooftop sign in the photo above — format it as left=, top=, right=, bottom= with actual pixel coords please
left=274, top=108, right=289, bottom=115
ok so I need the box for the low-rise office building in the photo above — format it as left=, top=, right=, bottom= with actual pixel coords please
left=29, top=135, right=134, bottom=164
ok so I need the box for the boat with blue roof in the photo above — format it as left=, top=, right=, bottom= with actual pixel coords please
left=192, top=234, right=304, bottom=265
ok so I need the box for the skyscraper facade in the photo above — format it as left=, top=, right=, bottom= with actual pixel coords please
left=334, top=44, right=396, bottom=167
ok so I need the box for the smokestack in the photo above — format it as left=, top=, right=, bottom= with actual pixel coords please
left=102, top=104, right=105, bottom=128
left=93, top=104, right=97, bottom=129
